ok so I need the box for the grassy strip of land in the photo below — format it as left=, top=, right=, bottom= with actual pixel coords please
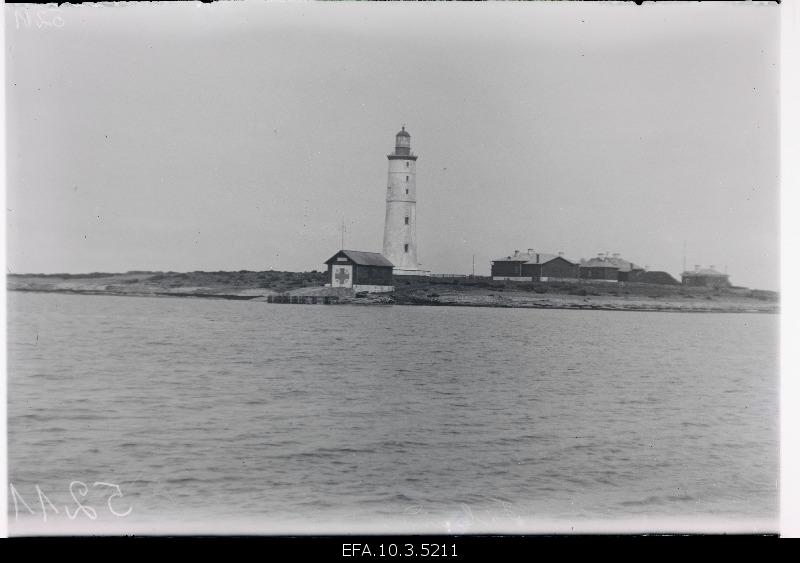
left=7, top=271, right=779, bottom=313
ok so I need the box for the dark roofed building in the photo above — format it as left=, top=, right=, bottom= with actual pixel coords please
left=491, top=249, right=536, bottom=280
left=603, top=253, right=645, bottom=281
left=579, top=253, right=646, bottom=282
left=325, top=250, right=394, bottom=293
left=522, top=256, right=579, bottom=281
left=579, top=257, right=620, bottom=282
left=491, top=248, right=573, bottom=281
left=681, top=265, right=730, bottom=289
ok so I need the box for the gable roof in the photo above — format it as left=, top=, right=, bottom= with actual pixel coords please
left=604, top=256, right=643, bottom=272
left=493, top=255, right=529, bottom=262
left=493, top=250, right=561, bottom=263
left=525, top=253, right=559, bottom=264
left=325, top=250, right=394, bottom=267
left=524, top=255, right=575, bottom=266
left=580, top=258, right=620, bottom=269
left=579, top=256, right=643, bottom=271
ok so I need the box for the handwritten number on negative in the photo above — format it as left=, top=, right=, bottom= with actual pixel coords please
left=66, top=481, right=97, bottom=520
left=36, top=485, right=60, bottom=522
left=9, top=483, right=36, bottom=521
left=93, top=481, right=133, bottom=517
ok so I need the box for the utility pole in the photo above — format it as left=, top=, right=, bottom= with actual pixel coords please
left=682, top=241, right=687, bottom=273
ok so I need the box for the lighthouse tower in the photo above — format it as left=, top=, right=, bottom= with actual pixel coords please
left=383, top=127, right=424, bottom=275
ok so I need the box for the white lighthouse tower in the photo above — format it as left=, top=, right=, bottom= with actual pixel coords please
left=383, top=126, right=424, bottom=275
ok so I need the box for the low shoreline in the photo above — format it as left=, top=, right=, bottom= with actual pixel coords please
left=9, top=287, right=258, bottom=301
left=7, top=271, right=779, bottom=315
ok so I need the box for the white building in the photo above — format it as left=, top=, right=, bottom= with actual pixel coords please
left=382, top=127, right=426, bottom=276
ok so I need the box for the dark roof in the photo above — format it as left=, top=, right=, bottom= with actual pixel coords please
left=325, top=250, right=394, bottom=267
left=396, top=127, right=410, bottom=138
left=493, top=250, right=562, bottom=263
left=525, top=257, right=575, bottom=267
left=604, top=256, right=643, bottom=272
left=493, top=255, right=529, bottom=262
left=524, top=253, right=559, bottom=265
left=580, top=258, right=620, bottom=269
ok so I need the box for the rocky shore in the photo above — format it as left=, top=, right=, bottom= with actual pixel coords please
left=7, top=271, right=779, bottom=314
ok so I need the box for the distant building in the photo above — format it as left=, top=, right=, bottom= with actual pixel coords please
left=681, top=265, right=730, bottom=289
left=524, top=256, right=579, bottom=281
left=491, top=249, right=538, bottom=281
left=491, top=249, right=579, bottom=281
left=602, top=253, right=645, bottom=281
left=325, top=250, right=394, bottom=293
left=578, top=253, right=644, bottom=282
left=578, top=257, right=620, bottom=282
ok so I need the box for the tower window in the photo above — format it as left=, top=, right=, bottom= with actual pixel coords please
left=406, top=162, right=409, bottom=167
left=405, top=217, right=409, bottom=225
left=406, top=176, right=409, bottom=181
left=405, top=189, right=409, bottom=194
left=404, top=244, right=409, bottom=253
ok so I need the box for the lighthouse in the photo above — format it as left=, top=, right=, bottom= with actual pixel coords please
left=382, top=126, right=424, bottom=275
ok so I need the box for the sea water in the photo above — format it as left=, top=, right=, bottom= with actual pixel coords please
left=6, top=292, right=779, bottom=534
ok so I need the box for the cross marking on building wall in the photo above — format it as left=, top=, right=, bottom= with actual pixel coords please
left=335, top=267, right=350, bottom=285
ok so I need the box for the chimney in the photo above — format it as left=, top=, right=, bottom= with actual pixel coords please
left=597, top=252, right=605, bottom=259
left=527, top=248, right=534, bottom=255
left=514, top=250, right=520, bottom=257
left=558, top=251, right=564, bottom=257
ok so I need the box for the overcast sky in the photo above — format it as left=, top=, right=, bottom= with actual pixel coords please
left=5, top=2, right=779, bottom=290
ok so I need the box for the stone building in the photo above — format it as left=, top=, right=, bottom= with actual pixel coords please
left=681, top=265, right=731, bottom=288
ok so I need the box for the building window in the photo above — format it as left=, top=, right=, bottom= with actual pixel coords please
left=406, top=162, right=409, bottom=167
left=405, top=217, right=409, bottom=225
left=406, top=176, right=409, bottom=181
left=405, top=189, right=409, bottom=194
left=404, top=244, right=409, bottom=253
